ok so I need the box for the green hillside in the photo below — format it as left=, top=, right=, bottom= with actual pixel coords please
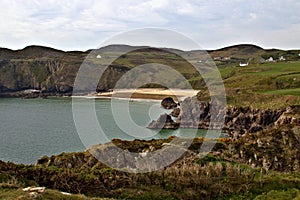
left=0, top=44, right=299, bottom=108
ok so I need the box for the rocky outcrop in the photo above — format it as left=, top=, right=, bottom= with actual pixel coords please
left=170, top=107, right=180, bottom=117
left=147, top=113, right=179, bottom=129
left=149, top=96, right=300, bottom=137
left=223, top=106, right=287, bottom=137
left=229, top=125, right=300, bottom=172
left=8, top=125, right=300, bottom=174
left=176, top=97, right=211, bottom=128
left=161, top=97, right=177, bottom=109
left=2, top=124, right=300, bottom=199
left=35, top=137, right=194, bottom=173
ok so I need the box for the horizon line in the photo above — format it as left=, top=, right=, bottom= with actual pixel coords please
left=1, top=43, right=300, bottom=52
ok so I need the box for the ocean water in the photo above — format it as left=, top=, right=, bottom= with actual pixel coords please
left=0, top=97, right=210, bottom=164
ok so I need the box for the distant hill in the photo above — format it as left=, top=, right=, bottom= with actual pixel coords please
left=209, top=44, right=265, bottom=58
left=0, top=44, right=299, bottom=97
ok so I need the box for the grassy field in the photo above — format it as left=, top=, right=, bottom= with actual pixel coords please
left=263, top=88, right=300, bottom=96
left=0, top=188, right=113, bottom=200
left=3, top=159, right=300, bottom=200
left=192, top=60, right=300, bottom=109
left=222, top=61, right=300, bottom=91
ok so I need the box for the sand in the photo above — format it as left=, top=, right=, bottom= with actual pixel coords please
left=89, top=88, right=199, bottom=101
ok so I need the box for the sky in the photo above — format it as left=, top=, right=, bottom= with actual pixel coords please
left=1, top=0, right=300, bottom=51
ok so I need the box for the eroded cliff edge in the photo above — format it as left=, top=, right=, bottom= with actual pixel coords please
left=148, top=97, right=300, bottom=137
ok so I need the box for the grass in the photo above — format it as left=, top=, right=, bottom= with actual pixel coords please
left=0, top=188, right=112, bottom=200
left=253, top=188, right=300, bottom=200
left=223, top=61, right=300, bottom=91
left=3, top=160, right=300, bottom=200
left=193, top=61, right=300, bottom=109
left=2, top=128, right=300, bottom=200
left=243, top=61, right=300, bottom=76
left=2, top=46, right=300, bottom=110
left=263, top=88, right=300, bottom=96
left=3, top=126, right=300, bottom=199
left=225, top=92, right=300, bottom=109
left=191, top=61, right=300, bottom=89
left=109, top=49, right=199, bottom=75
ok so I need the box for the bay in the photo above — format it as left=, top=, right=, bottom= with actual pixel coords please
left=0, top=97, right=210, bottom=164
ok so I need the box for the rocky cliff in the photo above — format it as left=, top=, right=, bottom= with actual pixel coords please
left=0, top=45, right=201, bottom=97
left=0, top=46, right=130, bottom=96
left=2, top=44, right=297, bottom=97
left=148, top=97, right=300, bottom=137
left=0, top=46, right=85, bottom=95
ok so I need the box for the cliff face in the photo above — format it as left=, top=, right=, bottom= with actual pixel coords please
left=1, top=44, right=299, bottom=98
left=0, top=46, right=85, bottom=94
left=0, top=45, right=199, bottom=96
left=0, top=47, right=136, bottom=95
left=148, top=97, right=300, bottom=137
left=0, top=59, right=64, bottom=92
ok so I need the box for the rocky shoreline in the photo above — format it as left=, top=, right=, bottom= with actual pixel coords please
left=33, top=123, right=300, bottom=173
left=3, top=91, right=298, bottom=139
left=1, top=95, right=299, bottom=199
left=148, top=96, right=300, bottom=138
left=1, top=123, right=300, bottom=199
left=0, top=91, right=72, bottom=98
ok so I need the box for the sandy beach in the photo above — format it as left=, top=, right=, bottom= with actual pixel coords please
left=89, top=88, right=199, bottom=101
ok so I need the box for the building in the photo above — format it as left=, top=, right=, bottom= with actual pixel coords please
left=266, top=57, right=275, bottom=62
left=279, top=56, right=286, bottom=61
left=239, top=62, right=249, bottom=67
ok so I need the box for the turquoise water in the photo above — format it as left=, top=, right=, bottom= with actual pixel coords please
left=0, top=97, right=209, bottom=164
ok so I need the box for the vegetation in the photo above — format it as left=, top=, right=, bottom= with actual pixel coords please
left=0, top=44, right=299, bottom=199
left=1, top=44, right=299, bottom=101
left=2, top=158, right=300, bottom=199
left=195, top=60, right=300, bottom=109
left=1, top=125, right=300, bottom=199
left=0, top=188, right=111, bottom=200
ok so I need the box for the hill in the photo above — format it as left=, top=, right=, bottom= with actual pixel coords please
left=209, top=44, right=265, bottom=58
left=0, top=44, right=299, bottom=108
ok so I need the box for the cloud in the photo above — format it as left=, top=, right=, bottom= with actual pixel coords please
left=0, top=0, right=300, bottom=50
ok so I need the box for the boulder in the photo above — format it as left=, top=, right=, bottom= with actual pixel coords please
left=58, top=84, right=73, bottom=93
left=161, top=97, right=177, bottom=109
left=147, top=114, right=179, bottom=129
left=170, top=108, right=180, bottom=117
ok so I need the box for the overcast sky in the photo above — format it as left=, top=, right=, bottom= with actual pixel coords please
left=1, top=0, right=300, bottom=51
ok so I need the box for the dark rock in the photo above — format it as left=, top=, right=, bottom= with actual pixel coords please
left=58, top=85, right=73, bottom=93
left=36, top=155, right=50, bottom=165
left=147, top=113, right=179, bottom=129
left=161, top=97, right=177, bottom=109
left=170, top=108, right=180, bottom=117
left=149, top=96, right=299, bottom=137
left=248, top=123, right=263, bottom=133
left=177, top=97, right=210, bottom=128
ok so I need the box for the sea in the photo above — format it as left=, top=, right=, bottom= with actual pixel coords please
left=0, top=97, right=212, bottom=164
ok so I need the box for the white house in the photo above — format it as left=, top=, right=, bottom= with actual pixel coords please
left=266, top=57, right=275, bottom=62
left=279, top=56, right=286, bottom=61
left=239, top=62, right=249, bottom=67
